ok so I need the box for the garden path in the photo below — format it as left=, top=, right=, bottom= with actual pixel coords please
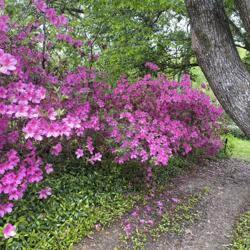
left=75, top=159, right=250, bottom=250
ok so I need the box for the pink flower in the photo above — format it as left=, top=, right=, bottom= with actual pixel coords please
left=51, top=143, right=62, bottom=156
left=147, top=219, right=154, bottom=226
left=124, top=223, right=133, bottom=236
left=74, top=40, right=83, bottom=48
left=75, top=148, right=84, bottom=158
left=38, top=187, right=52, bottom=199
left=0, top=53, right=17, bottom=74
left=145, top=62, right=159, bottom=71
left=170, top=197, right=180, bottom=203
left=3, top=223, right=16, bottom=238
left=89, top=153, right=102, bottom=164
left=0, top=86, right=7, bottom=98
left=47, top=108, right=57, bottom=120
left=95, top=224, right=101, bottom=231
left=156, top=201, right=163, bottom=207
left=86, top=137, right=94, bottom=154
left=0, top=15, right=9, bottom=33
left=33, top=0, right=47, bottom=12
left=57, top=15, right=68, bottom=27
left=0, top=0, right=5, bottom=9
left=201, top=83, right=207, bottom=89
left=0, top=203, right=14, bottom=218
left=139, top=219, right=145, bottom=225
left=131, top=210, right=139, bottom=217
left=45, top=163, right=54, bottom=174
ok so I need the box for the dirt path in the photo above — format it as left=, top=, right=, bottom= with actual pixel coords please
left=75, top=159, right=250, bottom=250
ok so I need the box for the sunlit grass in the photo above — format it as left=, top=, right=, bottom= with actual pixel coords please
left=227, top=135, right=250, bottom=161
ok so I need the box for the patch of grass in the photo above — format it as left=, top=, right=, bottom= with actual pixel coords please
left=225, top=134, right=250, bottom=161
left=229, top=211, right=250, bottom=250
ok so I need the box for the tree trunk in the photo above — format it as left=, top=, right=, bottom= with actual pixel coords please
left=185, top=0, right=250, bottom=138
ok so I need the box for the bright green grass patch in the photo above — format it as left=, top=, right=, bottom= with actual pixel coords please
left=226, top=135, right=250, bottom=161
left=230, top=211, right=250, bottom=250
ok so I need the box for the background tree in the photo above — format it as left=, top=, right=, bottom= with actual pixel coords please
left=49, top=0, right=196, bottom=83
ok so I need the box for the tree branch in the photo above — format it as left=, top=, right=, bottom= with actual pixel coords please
left=229, top=18, right=250, bottom=52
left=235, top=0, right=250, bottom=36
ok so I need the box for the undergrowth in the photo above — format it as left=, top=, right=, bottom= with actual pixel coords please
left=0, top=150, right=218, bottom=249
left=230, top=211, right=250, bottom=250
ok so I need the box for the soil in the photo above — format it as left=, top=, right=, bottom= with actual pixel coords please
left=75, top=159, right=250, bottom=250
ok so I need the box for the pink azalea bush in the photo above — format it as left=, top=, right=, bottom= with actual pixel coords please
left=0, top=0, right=223, bottom=238
left=103, top=74, right=223, bottom=165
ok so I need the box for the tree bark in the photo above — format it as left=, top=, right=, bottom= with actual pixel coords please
left=185, top=0, right=250, bottom=138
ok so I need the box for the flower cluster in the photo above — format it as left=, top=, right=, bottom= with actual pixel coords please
left=33, top=0, right=68, bottom=28
left=102, top=74, right=223, bottom=166
left=0, top=52, right=17, bottom=74
left=0, top=0, right=5, bottom=9
left=57, top=34, right=83, bottom=48
left=145, top=62, right=160, bottom=71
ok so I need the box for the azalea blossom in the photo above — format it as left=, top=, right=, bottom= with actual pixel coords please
left=75, top=148, right=84, bottom=158
left=0, top=15, right=9, bottom=33
left=89, top=153, right=102, bottom=164
left=0, top=53, right=17, bottom=74
left=124, top=223, right=133, bottom=236
left=201, top=83, right=207, bottom=89
left=95, top=224, right=101, bottom=231
left=0, top=203, right=14, bottom=218
left=38, top=187, right=52, bottom=199
left=3, top=224, right=16, bottom=238
left=45, top=163, right=54, bottom=174
left=0, top=0, right=4, bottom=9
left=145, top=62, right=159, bottom=71
left=170, top=197, right=180, bottom=203
left=51, top=143, right=62, bottom=156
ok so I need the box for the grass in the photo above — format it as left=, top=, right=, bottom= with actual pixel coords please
left=226, top=134, right=250, bottom=162
left=229, top=211, right=250, bottom=250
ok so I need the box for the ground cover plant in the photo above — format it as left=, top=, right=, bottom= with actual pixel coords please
left=119, top=187, right=210, bottom=250
left=230, top=211, right=250, bottom=250
left=0, top=0, right=225, bottom=247
left=0, top=162, right=142, bottom=249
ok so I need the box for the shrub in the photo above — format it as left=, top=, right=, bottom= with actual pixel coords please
left=0, top=0, right=223, bottom=237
